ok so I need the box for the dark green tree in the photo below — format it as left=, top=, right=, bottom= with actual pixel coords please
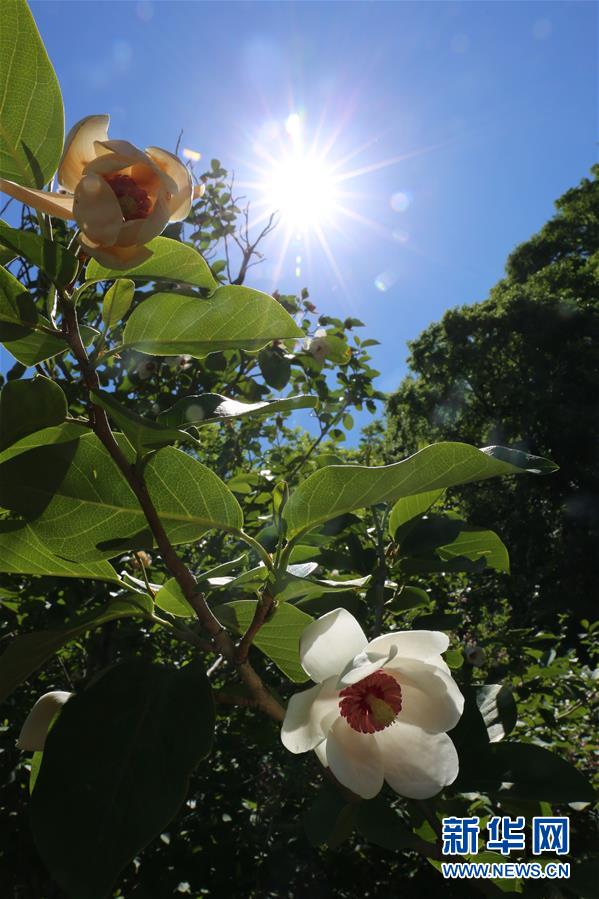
left=386, top=166, right=599, bottom=621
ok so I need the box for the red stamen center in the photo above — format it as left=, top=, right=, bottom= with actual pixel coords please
left=339, top=670, right=402, bottom=734
left=104, top=173, right=151, bottom=221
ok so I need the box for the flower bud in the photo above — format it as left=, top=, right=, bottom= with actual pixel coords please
left=17, top=691, right=73, bottom=751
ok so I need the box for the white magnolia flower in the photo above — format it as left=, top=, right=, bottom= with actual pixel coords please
left=17, top=691, right=73, bottom=751
left=0, top=114, right=193, bottom=269
left=281, top=608, right=464, bottom=799
left=305, top=328, right=329, bottom=363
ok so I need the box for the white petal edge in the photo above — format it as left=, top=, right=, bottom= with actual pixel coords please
left=281, top=677, right=340, bottom=754
left=58, top=115, right=110, bottom=191
left=367, top=630, right=449, bottom=661
left=326, top=717, right=384, bottom=799
left=0, top=179, right=73, bottom=219
left=16, top=690, right=72, bottom=751
left=388, top=658, right=464, bottom=733
left=299, top=608, right=367, bottom=684
left=377, top=721, right=459, bottom=799
left=146, top=147, right=193, bottom=221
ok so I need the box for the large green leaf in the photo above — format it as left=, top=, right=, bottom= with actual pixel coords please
left=30, top=659, right=215, bottom=899
left=0, top=375, right=66, bottom=450
left=0, top=421, right=87, bottom=465
left=158, top=392, right=318, bottom=428
left=0, top=0, right=64, bottom=187
left=214, top=600, right=312, bottom=682
left=389, top=489, right=444, bottom=538
left=0, top=434, right=243, bottom=560
left=90, top=389, right=197, bottom=456
left=0, top=596, right=147, bottom=703
left=283, top=443, right=557, bottom=538
left=122, top=286, right=303, bottom=357
left=0, top=520, right=120, bottom=581
left=0, top=264, right=68, bottom=365
left=0, top=221, right=78, bottom=287
left=86, top=237, right=217, bottom=290
left=437, top=524, right=510, bottom=573
left=101, top=278, right=135, bottom=328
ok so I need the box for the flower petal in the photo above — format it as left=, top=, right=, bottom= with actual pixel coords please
left=16, top=690, right=72, bottom=751
left=336, top=645, right=398, bottom=687
left=0, top=179, right=73, bottom=219
left=114, top=195, right=171, bottom=247
left=58, top=115, right=109, bottom=191
left=281, top=676, right=340, bottom=754
left=326, top=717, right=384, bottom=799
left=300, top=608, right=367, bottom=683
left=146, top=147, right=193, bottom=221
left=368, top=630, right=449, bottom=661
left=389, top=658, right=464, bottom=733
left=93, top=139, right=151, bottom=167
left=377, top=721, right=459, bottom=799
left=314, top=738, right=328, bottom=768
left=79, top=239, right=153, bottom=270
left=74, top=173, right=125, bottom=246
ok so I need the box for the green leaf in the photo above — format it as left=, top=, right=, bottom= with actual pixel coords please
left=0, top=434, right=243, bottom=561
left=30, top=659, right=215, bottom=899
left=388, top=585, right=430, bottom=611
left=122, top=286, right=303, bottom=357
left=354, top=796, right=420, bottom=850
left=437, top=525, right=510, bottom=574
left=400, top=514, right=463, bottom=556
left=101, top=278, right=135, bottom=328
left=90, top=389, right=195, bottom=456
left=0, top=375, right=66, bottom=450
left=258, top=347, right=291, bottom=390
left=0, top=596, right=149, bottom=703
left=0, top=0, right=64, bottom=187
left=158, top=392, right=317, bottom=428
left=0, top=520, right=119, bottom=581
left=454, top=741, right=596, bottom=803
left=0, top=421, right=87, bottom=465
left=154, top=578, right=194, bottom=618
left=283, top=442, right=557, bottom=538
left=214, top=600, right=312, bottom=681
left=274, top=573, right=370, bottom=603
left=303, top=783, right=356, bottom=849
left=0, top=264, right=68, bottom=365
left=0, top=221, right=78, bottom=287
left=476, top=684, right=518, bottom=742
left=86, top=237, right=217, bottom=290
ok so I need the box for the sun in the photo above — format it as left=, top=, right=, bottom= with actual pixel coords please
left=264, top=151, right=338, bottom=230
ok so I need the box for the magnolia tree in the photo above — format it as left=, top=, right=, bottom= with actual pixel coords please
left=0, top=3, right=595, bottom=898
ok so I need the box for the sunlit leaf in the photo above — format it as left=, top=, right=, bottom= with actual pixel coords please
left=0, top=434, right=243, bottom=561
left=0, top=0, right=64, bottom=187
left=122, top=286, right=303, bottom=357
left=0, top=221, right=78, bottom=287
left=283, top=443, right=558, bottom=538
left=86, top=237, right=217, bottom=290
left=158, top=392, right=317, bottom=428
left=214, top=599, right=312, bottom=681
left=101, top=278, right=135, bottom=328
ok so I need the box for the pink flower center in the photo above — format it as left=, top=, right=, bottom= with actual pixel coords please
left=338, top=670, right=402, bottom=734
left=104, top=173, right=151, bottom=221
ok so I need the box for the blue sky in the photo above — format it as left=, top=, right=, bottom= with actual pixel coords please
left=16, top=2, right=599, bottom=402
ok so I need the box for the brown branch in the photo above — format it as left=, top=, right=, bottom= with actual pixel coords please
left=60, top=296, right=285, bottom=723
left=235, top=591, right=275, bottom=665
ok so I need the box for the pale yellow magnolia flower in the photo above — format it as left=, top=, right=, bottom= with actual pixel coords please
left=0, top=115, right=194, bottom=269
